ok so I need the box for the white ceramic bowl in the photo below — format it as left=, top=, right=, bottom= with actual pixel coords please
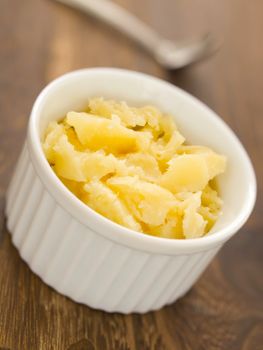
left=5, top=68, right=256, bottom=314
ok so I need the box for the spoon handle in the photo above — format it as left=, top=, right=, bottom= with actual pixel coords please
left=55, top=0, right=162, bottom=54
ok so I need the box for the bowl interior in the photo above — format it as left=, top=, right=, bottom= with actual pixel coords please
left=30, top=68, right=256, bottom=248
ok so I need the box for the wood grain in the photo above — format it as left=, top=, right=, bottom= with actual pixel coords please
left=0, top=0, right=262, bottom=349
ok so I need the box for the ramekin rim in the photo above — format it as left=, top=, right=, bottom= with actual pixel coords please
left=27, top=67, right=257, bottom=255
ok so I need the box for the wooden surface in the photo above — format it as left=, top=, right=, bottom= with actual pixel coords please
left=0, top=0, right=262, bottom=349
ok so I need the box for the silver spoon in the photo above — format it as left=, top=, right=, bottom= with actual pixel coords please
left=54, top=0, right=220, bottom=70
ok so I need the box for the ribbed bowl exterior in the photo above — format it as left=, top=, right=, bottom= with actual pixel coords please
left=6, top=143, right=221, bottom=314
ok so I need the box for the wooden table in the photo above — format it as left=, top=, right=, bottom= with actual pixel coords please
left=0, top=0, right=262, bottom=349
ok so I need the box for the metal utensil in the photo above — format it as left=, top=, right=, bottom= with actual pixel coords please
left=55, top=0, right=219, bottom=69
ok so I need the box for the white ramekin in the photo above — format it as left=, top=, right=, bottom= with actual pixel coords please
left=5, top=68, right=256, bottom=314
